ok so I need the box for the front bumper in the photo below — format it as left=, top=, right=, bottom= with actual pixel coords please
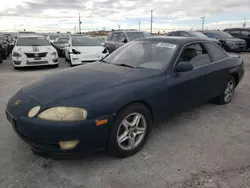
left=12, top=55, right=59, bottom=67
left=70, top=53, right=108, bottom=65
left=224, top=44, right=247, bottom=52
left=6, top=109, right=114, bottom=154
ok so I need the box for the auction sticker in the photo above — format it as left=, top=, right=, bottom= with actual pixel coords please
left=156, top=42, right=177, bottom=49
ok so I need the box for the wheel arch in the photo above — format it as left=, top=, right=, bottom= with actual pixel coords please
left=115, top=100, right=154, bottom=124
left=231, top=72, right=239, bottom=86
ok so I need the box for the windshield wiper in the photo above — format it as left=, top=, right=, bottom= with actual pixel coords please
left=99, top=59, right=110, bottom=64
left=113, top=63, right=136, bottom=68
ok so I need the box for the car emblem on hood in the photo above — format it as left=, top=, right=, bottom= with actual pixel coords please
left=34, top=53, right=39, bottom=57
left=15, top=100, right=21, bottom=105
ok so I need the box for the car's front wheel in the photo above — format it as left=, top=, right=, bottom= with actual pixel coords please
left=107, top=104, right=152, bottom=158
left=215, top=76, right=236, bottom=105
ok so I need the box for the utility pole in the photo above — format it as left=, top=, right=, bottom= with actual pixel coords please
left=150, top=10, right=153, bottom=34
left=138, top=21, right=141, bottom=31
left=74, top=25, right=76, bottom=34
left=79, top=13, right=82, bottom=35
left=201, top=16, right=205, bottom=31
left=118, top=24, right=121, bottom=30
left=243, top=18, right=247, bottom=28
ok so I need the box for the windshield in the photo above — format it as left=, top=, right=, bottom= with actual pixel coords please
left=72, top=37, right=101, bottom=46
left=96, top=38, right=105, bottom=43
left=16, top=37, right=50, bottom=46
left=103, top=41, right=177, bottom=70
left=50, top=35, right=59, bottom=40
left=189, top=32, right=208, bottom=38
left=126, top=32, right=152, bottom=41
left=213, top=32, right=234, bottom=39
left=58, top=38, right=69, bottom=44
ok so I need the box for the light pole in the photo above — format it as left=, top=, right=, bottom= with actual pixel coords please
left=243, top=18, right=247, bottom=28
left=138, top=21, right=141, bottom=31
left=79, top=13, right=82, bottom=34
left=150, top=10, right=153, bottom=34
left=201, top=16, right=205, bottom=31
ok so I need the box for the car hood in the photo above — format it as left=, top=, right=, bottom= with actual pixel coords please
left=220, top=38, right=245, bottom=43
left=73, top=46, right=105, bottom=54
left=22, top=62, right=158, bottom=104
left=15, top=46, right=55, bottom=53
left=206, top=38, right=220, bottom=43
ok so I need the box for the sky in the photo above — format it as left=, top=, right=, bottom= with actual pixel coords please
left=0, top=0, right=249, bottom=33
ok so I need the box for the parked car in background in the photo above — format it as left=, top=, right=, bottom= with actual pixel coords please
left=46, top=34, right=60, bottom=44
left=53, top=36, right=70, bottom=57
left=95, top=36, right=107, bottom=46
left=0, top=36, right=9, bottom=60
left=65, top=36, right=109, bottom=66
left=105, top=30, right=152, bottom=53
left=203, top=31, right=246, bottom=52
left=12, top=35, right=58, bottom=68
left=6, top=37, right=244, bottom=157
left=224, top=28, right=250, bottom=49
left=167, top=31, right=221, bottom=46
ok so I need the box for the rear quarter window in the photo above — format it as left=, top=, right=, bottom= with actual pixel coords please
left=205, top=42, right=228, bottom=61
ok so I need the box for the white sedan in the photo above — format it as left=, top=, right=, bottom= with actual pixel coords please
left=12, top=35, right=58, bottom=68
left=64, top=36, right=109, bottom=66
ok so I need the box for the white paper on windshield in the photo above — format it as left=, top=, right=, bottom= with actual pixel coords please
left=156, top=42, right=177, bottom=49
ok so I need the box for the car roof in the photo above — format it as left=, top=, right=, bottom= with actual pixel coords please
left=202, top=31, right=225, bottom=34
left=112, top=30, right=145, bottom=33
left=224, top=28, right=250, bottom=31
left=139, top=36, right=211, bottom=45
left=18, top=35, right=45, bottom=38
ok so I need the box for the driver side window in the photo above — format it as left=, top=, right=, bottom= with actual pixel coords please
left=179, top=43, right=211, bottom=68
left=118, top=32, right=127, bottom=42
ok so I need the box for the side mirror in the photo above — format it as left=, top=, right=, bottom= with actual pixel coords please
left=175, top=61, right=193, bottom=72
left=102, top=48, right=109, bottom=54
left=122, top=38, right=128, bottom=43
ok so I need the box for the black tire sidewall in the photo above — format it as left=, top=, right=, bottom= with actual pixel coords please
left=108, top=104, right=152, bottom=158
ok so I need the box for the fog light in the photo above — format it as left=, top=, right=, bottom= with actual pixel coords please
left=52, top=58, right=58, bottom=62
left=59, top=140, right=79, bottom=150
left=73, top=58, right=79, bottom=61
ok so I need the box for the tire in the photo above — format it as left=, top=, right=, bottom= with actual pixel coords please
left=107, top=104, right=152, bottom=158
left=214, top=76, right=236, bottom=105
left=0, top=59, right=2, bottom=64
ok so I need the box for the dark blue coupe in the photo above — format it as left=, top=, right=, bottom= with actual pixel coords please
left=6, top=37, right=245, bottom=158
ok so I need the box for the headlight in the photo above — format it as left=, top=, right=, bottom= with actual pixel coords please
left=28, top=106, right=41, bottom=118
left=37, top=107, right=87, bottom=121
left=226, top=41, right=235, bottom=46
left=12, top=51, right=22, bottom=57
left=72, top=49, right=81, bottom=54
left=51, top=52, right=57, bottom=56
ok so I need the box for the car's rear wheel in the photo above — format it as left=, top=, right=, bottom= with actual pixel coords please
left=214, top=76, right=236, bottom=105
left=107, top=104, right=152, bottom=158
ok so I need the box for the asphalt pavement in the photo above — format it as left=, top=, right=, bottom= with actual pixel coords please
left=1, top=54, right=250, bottom=188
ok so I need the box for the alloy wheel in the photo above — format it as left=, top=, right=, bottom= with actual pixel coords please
left=116, top=113, right=147, bottom=151
left=224, top=80, right=234, bottom=103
